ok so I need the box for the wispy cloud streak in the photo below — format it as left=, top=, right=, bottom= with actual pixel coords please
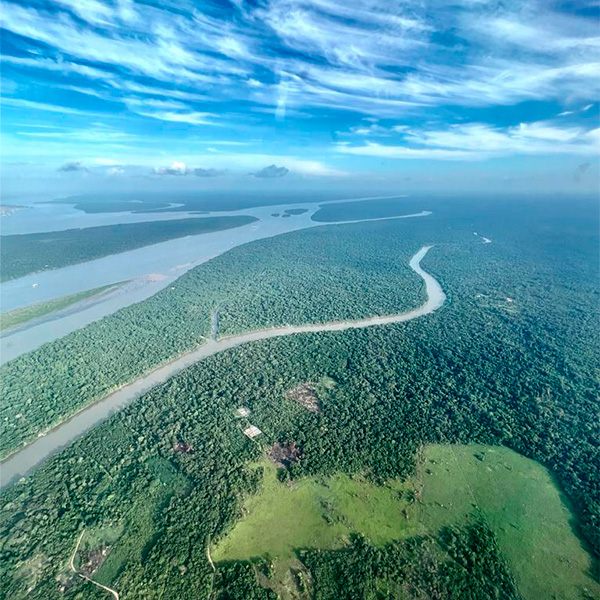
left=1, top=0, right=598, bottom=173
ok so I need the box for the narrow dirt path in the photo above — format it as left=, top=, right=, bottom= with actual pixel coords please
left=69, top=529, right=120, bottom=600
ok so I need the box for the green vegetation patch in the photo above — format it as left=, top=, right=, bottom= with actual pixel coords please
left=421, top=444, right=600, bottom=600
left=145, top=457, right=191, bottom=496
left=0, top=222, right=424, bottom=458
left=0, top=215, right=257, bottom=281
left=0, top=282, right=123, bottom=332
left=92, top=484, right=169, bottom=586
left=212, top=460, right=421, bottom=562
left=93, top=458, right=190, bottom=587
left=312, top=197, right=426, bottom=222
left=255, top=557, right=312, bottom=600
left=52, top=191, right=346, bottom=214
left=212, top=460, right=419, bottom=561
left=300, top=522, right=522, bottom=600
left=214, top=445, right=599, bottom=600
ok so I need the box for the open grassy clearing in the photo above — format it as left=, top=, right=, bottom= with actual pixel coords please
left=213, top=444, right=599, bottom=600
left=0, top=282, right=124, bottom=332
left=212, top=459, right=421, bottom=562
left=421, top=444, right=600, bottom=600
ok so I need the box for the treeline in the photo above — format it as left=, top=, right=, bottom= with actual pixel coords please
left=214, top=521, right=521, bottom=600
left=0, top=197, right=598, bottom=598
left=0, top=223, right=424, bottom=458
left=54, top=190, right=347, bottom=214
left=300, top=522, right=521, bottom=600
left=0, top=215, right=257, bottom=281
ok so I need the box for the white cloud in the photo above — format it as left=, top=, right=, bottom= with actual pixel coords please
left=124, top=98, right=190, bottom=111
left=0, top=2, right=232, bottom=83
left=153, top=153, right=347, bottom=176
left=337, top=120, right=600, bottom=160
left=154, top=161, right=189, bottom=175
left=52, top=0, right=114, bottom=25
left=253, top=164, right=289, bottom=178
left=199, top=140, right=252, bottom=146
left=57, top=160, right=89, bottom=172
left=337, top=143, right=477, bottom=160
left=284, top=158, right=347, bottom=176
left=1, top=0, right=598, bottom=154
left=259, top=0, right=429, bottom=69
left=1, top=96, right=99, bottom=116
left=144, top=111, right=216, bottom=125
left=107, top=166, right=125, bottom=175
left=108, top=80, right=209, bottom=102
left=16, top=123, right=142, bottom=144
left=1, top=55, right=110, bottom=78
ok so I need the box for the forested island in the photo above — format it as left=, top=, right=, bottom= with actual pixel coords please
left=0, top=215, right=257, bottom=281
left=51, top=192, right=354, bottom=214
left=0, top=283, right=124, bottom=333
left=1, top=196, right=598, bottom=600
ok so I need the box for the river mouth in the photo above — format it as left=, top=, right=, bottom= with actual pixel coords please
left=0, top=244, right=444, bottom=489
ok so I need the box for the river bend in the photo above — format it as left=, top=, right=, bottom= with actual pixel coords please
left=0, top=245, right=444, bottom=488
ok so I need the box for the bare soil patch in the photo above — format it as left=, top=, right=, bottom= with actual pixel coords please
left=173, top=441, right=194, bottom=454
left=285, top=383, right=321, bottom=413
left=268, top=442, right=302, bottom=468
left=79, top=546, right=110, bottom=578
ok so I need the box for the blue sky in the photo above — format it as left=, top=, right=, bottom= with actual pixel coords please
left=1, top=0, right=599, bottom=197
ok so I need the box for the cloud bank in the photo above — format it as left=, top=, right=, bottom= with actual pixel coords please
left=1, top=0, right=598, bottom=189
left=57, top=161, right=89, bottom=172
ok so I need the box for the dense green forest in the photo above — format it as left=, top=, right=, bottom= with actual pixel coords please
left=0, top=224, right=425, bottom=457
left=1, top=309, right=597, bottom=598
left=0, top=215, right=257, bottom=281
left=0, top=196, right=598, bottom=599
left=299, top=522, right=522, bottom=600
left=312, top=196, right=431, bottom=222
left=215, top=522, right=522, bottom=600
left=51, top=191, right=354, bottom=214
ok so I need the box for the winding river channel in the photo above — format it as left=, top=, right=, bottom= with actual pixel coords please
left=0, top=199, right=426, bottom=363
left=0, top=245, right=445, bottom=488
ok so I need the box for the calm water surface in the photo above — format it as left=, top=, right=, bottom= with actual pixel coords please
left=0, top=244, right=441, bottom=489
left=1, top=197, right=422, bottom=362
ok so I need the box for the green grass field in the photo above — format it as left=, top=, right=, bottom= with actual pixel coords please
left=421, top=444, right=599, bottom=600
left=212, top=460, right=421, bottom=561
left=0, top=282, right=123, bottom=332
left=213, top=445, right=599, bottom=600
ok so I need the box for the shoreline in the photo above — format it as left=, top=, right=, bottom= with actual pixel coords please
left=1, top=203, right=428, bottom=363
left=0, top=245, right=444, bottom=489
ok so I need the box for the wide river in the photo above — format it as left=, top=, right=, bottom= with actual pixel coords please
left=0, top=245, right=445, bottom=488
left=1, top=196, right=421, bottom=363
